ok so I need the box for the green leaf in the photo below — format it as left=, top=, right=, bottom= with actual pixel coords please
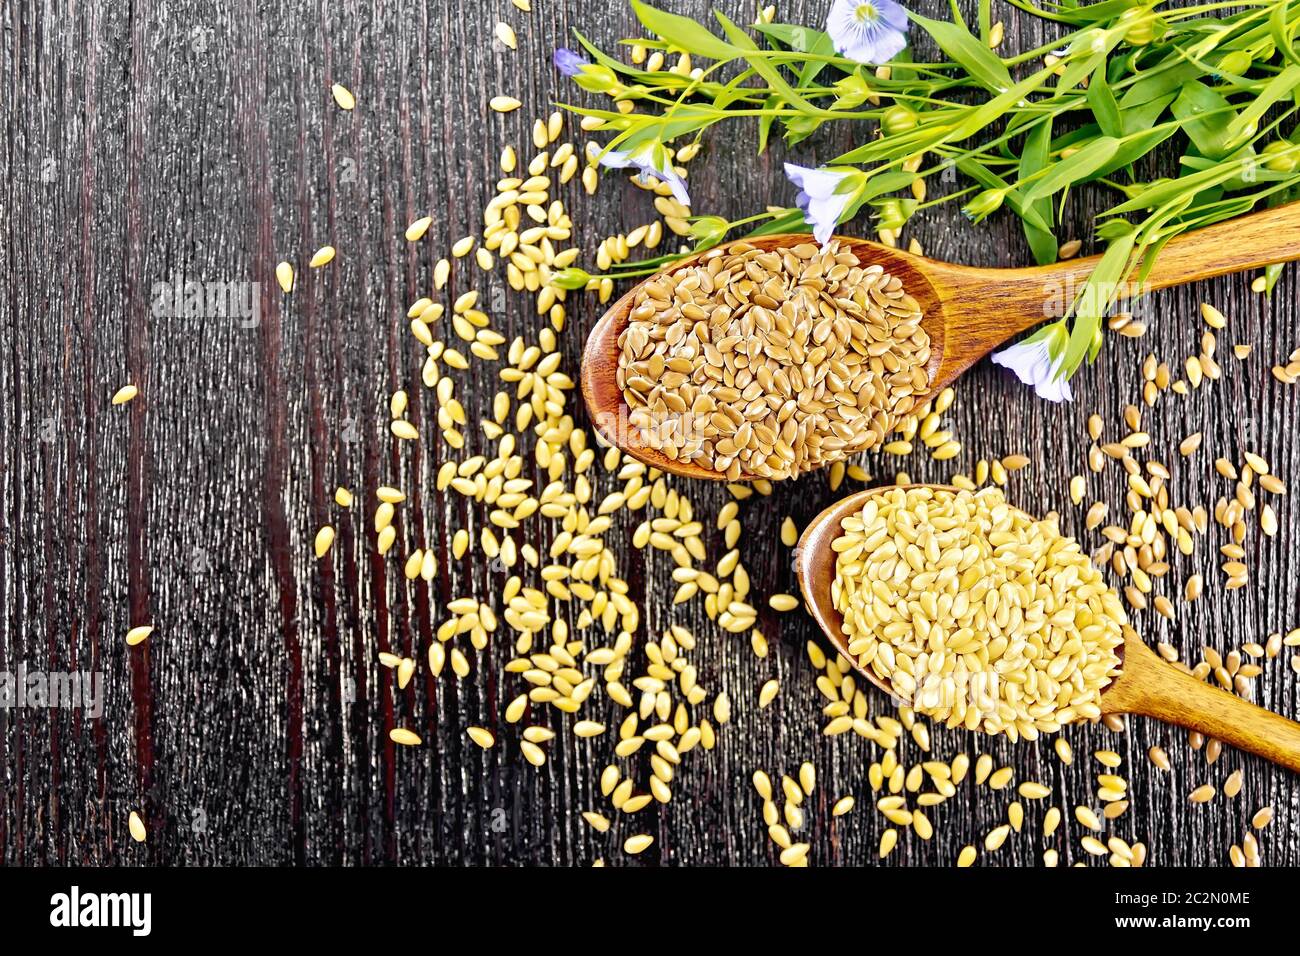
left=1023, top=136, right=1121, bottom=203
left=629, top=0, right=735, bottom=60
left=1086, top=61, right=1122, bottom=138
left=1017, top=118, right=1058, bottom=265
left=1119, top=91, right=1176, bottom=136
left=1172, top=81, right=1238, bottom=160
left=1264, top=261, right=1286, bottom=294
left=1117, top=60, right=1199, bottom=111
left=908, top=11, right=1013, bottom=92
left=861, top=170, right=920, bottom=201
left=1061, top=232, right=1136, bottom=375
left=713, top=12, right=820, bottom=116
left=1229, top=64, right=1300, bottom=139
left=749, top=207, right=809, bottom=237
left=793, top=29, right=835, bottom=90
left=1094, top=125, right=1179, bottom=178
left=1271, top=0, right=1300, bottom=68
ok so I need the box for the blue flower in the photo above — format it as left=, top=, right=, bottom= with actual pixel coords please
left=553, top=48, right=589, bottom=77
left=991, top=324, right=1074, bottom=403
left=826, top=0, right=909, bottom=65
left=784, top=163, right=862, bottom=246
left=600, top=143, right=690, bottom=207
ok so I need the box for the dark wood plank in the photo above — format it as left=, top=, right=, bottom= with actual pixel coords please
left=2, top=0, right=1297, bottom=867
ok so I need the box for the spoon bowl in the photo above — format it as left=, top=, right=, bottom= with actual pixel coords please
left=582, top=203, right=1300, bottom=481
left=794, top=483, right=1300, bottom=773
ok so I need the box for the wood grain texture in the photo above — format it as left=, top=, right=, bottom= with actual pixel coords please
left=3, top=0, right=1299, bottom=867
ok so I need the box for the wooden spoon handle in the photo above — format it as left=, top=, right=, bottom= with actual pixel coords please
left=1002, top=200, right=1300, bottom=310
left=1112, top=640, right=1300, bottom=773
left=1137, top=200, right=1300, bottom=292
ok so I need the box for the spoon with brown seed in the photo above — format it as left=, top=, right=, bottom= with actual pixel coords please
left=582, top=201, right=1300, bottom=481
left=794, top=484, right=1300, bottom=773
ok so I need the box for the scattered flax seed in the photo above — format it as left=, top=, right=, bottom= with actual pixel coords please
left=1179, top=432, right=1202, bottom=457
left=331, top=83, right=356, bottom=110
left=489, top=95, right=522, bottom=112
left=111, top=384, right=139, bottom=405
left=1224, top=770, right=1244, bottom=798
left=1185, top=575, right=1203, bottom=602
left=1093, top=750, right=1122, bottom=769
left=957, top=845, right=977, bottom=867
left=1234, top=344, right=1252, bottom=359
left=1261, top=505, right=1278, bottom=536
left=1054, top=739, right=1073, bottom=765
left=467, top=727, right=495, bottom=749
left=125, top=625, right=153, bottom=647
left=1081, top=835, right=1107, bottom=856
left=1200, top=303, right=1227, bottom=329
left=391, top=420, right=419, bottom=440
left=879, top=828, right=898, bottom=858
left=390, top=728, right=422, bottom=746
left=1148, top=746, right=1170, bottom=771
left=405, top=216, right=432, bottom=242
left=128, top=811, right=147, bottom=843
left=1189, top=784, right=1216, bottom=803
left=759, top=679, right=779, bottom=708
left=494, top=22, right=518, bottom=50
left=988, top=767, right=1014, bottom=790
left=1043, top=807, right=1061, bottom=837
left=309, top=245, right=336, bottom=268
left=582, top=811, right=610, bottom=832
left=1252, top=806, right=1274, bottom=829
left=832, top=795, right=855, bottom=816
left=1260, top=474, right=1287, bottom=495
left=1243, top=453, right=1269, bottom=478
left=984, top=824, right=1010, bottom=851
left=275, top=261, right=294, bottom=293
left=780, top=517, right=798, bottom=547
left=1058, top=238, right=1082, bottom=259
left=314, top=526, right=335, bottom=557
left=624, top=834, right=654, bottom=855
left=1075, top=806, right=1102, bottom=831
left=769, top=594, right=798, bottom=611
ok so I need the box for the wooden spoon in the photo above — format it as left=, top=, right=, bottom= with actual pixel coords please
left=582, top=202, right=1300, bottom=481
left=794, top=484, right=1300, bottom=773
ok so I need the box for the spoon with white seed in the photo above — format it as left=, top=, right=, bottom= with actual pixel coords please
left=794, top=484, right=1300, bottom=773
left=582, top=201, right=1300, bottom=481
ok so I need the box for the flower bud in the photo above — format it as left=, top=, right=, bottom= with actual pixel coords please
left=573, top=64, right=620, bottom=94
left=1216, top=51, right=1252, bottom=77
left=1262, top=139, right=1298, bottom=173
left=961, top=188, right=1005, bottom=223
left=550, top=267, right=594, bottom=290
left=1117, top=9, right=1162, bottom=45
left=881, top=105, right=917, bottom=135
left=874, top=198, right=911, bottom=231
left=688, top=215, right=729, bottom=249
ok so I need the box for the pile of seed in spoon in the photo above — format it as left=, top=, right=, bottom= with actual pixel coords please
left=616, top=240, right=931, bottom=480
left=832, top=486, right=1126, bottom=740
